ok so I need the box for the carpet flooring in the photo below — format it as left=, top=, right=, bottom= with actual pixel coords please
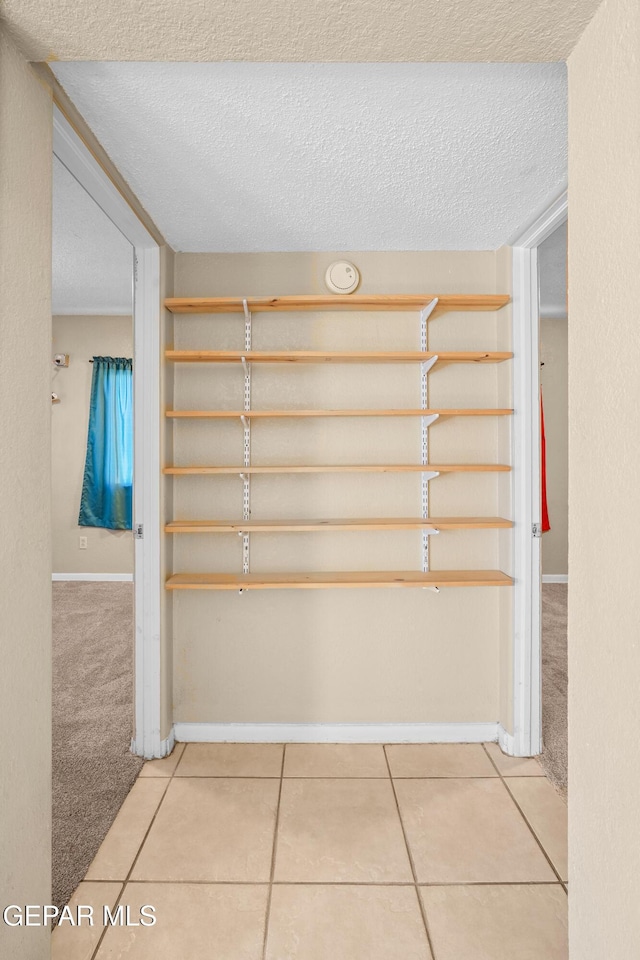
left=52, top=581, right=142, bottom=911
left=540, top=583, right=568, bottom=798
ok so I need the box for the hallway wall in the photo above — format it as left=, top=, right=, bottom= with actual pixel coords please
left=170, top=251, right=512, bottom=728
left=52, top=314, right=134, bottom=575
left=540, top=318, right=568, bottom=576
left=0, top=26, right=52, bottom=960
left=568, top=0, right=640, bottom=954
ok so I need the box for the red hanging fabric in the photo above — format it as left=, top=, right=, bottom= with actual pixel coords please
left=541, top=391, right=551, bottom=532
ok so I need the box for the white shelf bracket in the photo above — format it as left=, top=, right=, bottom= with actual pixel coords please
left=241, top=300, right=252, bottom=576
left=419, top=297, right=439, bottom=329
left=421, top=354, right=438, bottom=375
left=419, top=299, right=439, bottom=575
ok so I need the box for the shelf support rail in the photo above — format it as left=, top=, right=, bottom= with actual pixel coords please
left=241, top=299, right=252, bottom=581
left=420, top=298, right=439, bottom=574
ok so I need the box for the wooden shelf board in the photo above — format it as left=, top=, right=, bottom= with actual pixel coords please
left=166, top=516, right=513, bottom=533
left=164, top=294, right=509, bottom=315
left=163, top=463, right=511, bottom=475
left=166, top=408, right=513, bottom=419
left=165, top=349, right=513, bottom=365
left=166, top=570, right=514, bottom=590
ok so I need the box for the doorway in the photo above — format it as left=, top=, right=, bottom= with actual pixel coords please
left=51, top=151, right=139, bottom=909
left=538, top=221, right=568, bottom=795
left=51, top=105, right=163, bottom=911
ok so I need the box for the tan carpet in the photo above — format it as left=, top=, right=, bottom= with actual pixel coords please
left=540, top=583, right=568, bottom=797
left=52, top=581, right=143, bottom=910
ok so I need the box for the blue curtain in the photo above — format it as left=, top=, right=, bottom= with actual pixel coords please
left=79, top=357, right=133, bottom=530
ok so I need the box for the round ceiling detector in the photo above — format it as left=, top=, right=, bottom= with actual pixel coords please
left=325, top=261, right=360, bottom=295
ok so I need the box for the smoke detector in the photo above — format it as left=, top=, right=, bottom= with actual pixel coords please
left=325, top=261, right=360, bottom=295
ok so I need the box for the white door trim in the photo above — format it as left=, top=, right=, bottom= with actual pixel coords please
left=53, top=106, right=164, bottom=758
left=510, top=187, right=567, bottom=756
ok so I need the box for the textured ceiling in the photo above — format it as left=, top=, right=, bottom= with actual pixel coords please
left=51, top=63, right=567, bottom=252
left=5, top=0, right=600, bottom=62
left=539, top=221, right=568, bottom=319
left=53, top=156, right=133, bottom=314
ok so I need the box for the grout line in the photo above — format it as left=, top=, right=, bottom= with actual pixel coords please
left=120, top=878, right=565, bottom=887
left=261, top=744, right=286, bottom=960
left=383, top=745, right=437, bottom=960
left=481, top=743, right=565, bottom=885
left=89, top=758, right=175, bottom=959
left=171, top=742, right=187, bottom=775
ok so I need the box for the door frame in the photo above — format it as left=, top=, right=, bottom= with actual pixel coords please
left=507, top=188, right=567, bottom=756
left=53, top=106, right=165, bottom=758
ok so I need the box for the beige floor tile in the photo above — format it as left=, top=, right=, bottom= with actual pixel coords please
left=484, top=741, right=544, bottom=776
left=96, top=882, right=267, bottom=959
left=51, top=882, right=122, bottom=960
left=386, top=743, right=498, bottom=778
left=274, top=778, right=412, bottom=882
left=176, top=742, right=284, bottom=777
left=395, top=778, right=555, bottom=882
left=86, top=779, right=168, bottom=881
left=139, top=743, right=185, bottom=777
left=507, top=777, right=568, bottom=881
left=131, top=777, right=279, bottom=881
left=284, top=743, right=388, bottom=778
left=266, top=884, right=432, bottom=960
left=420, top=884, right=568, bottom=960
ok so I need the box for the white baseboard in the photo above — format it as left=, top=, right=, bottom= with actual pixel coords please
left=52, top=572, right=134, bottom=582
left=173, top=721, right=499, bottom=744
left=542, top=574, right=568, bottom=583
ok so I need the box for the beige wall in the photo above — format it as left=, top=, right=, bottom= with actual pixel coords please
left=495, top=245, right=514, bottom=732
left=0, top=28, right=52, bottom=960
left=160, top=245, right=175, bottom=739
left=568, top=0, right=640, bottom=955
left=52, top=315, right=134, bottom=574
left=540, top=318, right=568, bottom=576
left=171, top=252, right=512, bottom=725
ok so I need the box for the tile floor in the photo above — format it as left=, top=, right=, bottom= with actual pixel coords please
left=52, top=741, right=568, bottom=960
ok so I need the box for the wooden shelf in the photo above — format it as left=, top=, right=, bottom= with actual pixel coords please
left=164, top=294, right=509, bottom=315
left=165, top=349, right=513, bottom=366
left=163, top=463, right=511, bottom=475
left=166, top=570, right=514, bottom=590
left=166, top=516, right=513, bottom=533
left=166, top=408, right=513, bottom=419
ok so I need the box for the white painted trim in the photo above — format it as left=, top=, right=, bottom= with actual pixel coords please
left=53, top=108, right=157, bottom=250
left=52, top=573, right=133, bottom=582
left=497, top=723, right=516, bottom=756
left=542, top=574, right=568, bottom=583
left=509, top=187, right=568, bottom=758
left=173, top=722, right=499, bottom=744
left=132, top=246, right=163, bottom=759
left=53, top=105, right=164, bottom=760
left=507, top=185, right=568, bottom=247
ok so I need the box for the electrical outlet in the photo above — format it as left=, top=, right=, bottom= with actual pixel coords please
left=79, top=536, right=88, bottom=550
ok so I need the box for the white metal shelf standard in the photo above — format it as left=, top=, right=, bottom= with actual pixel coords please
left=241, top=299, right=252, bottom=578
left=421, top=298, right=440, bottom=575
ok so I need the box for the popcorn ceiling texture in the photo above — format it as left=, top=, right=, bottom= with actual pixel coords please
left=53, top=157, right=133, bottom=313
left=5, top=0, right=601, bottom=62
left=51, top=63, right=567, bottom=252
